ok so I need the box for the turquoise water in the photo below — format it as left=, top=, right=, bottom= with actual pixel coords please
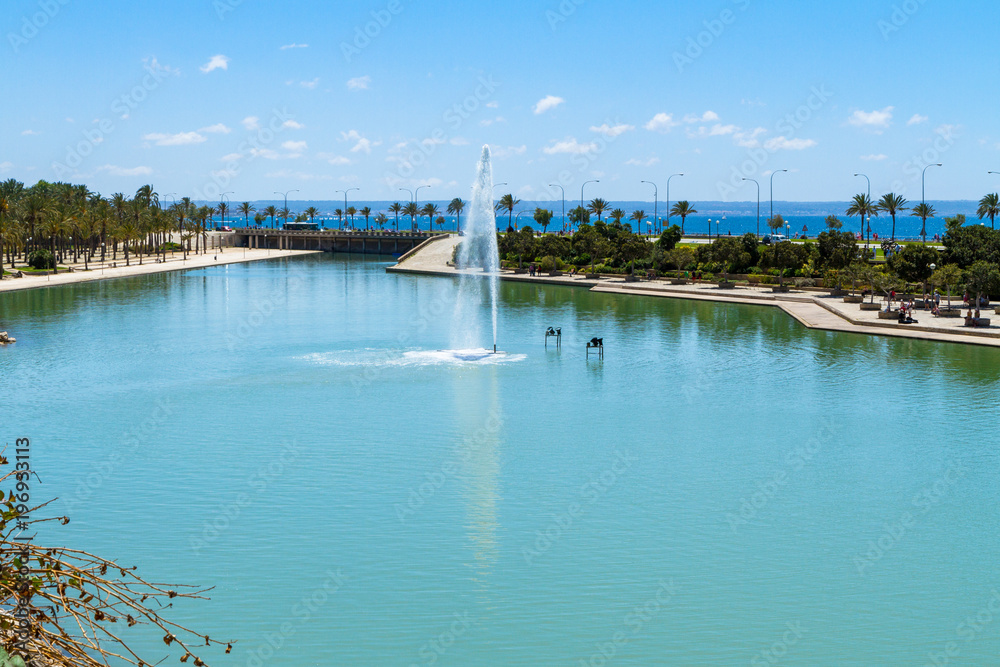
left=2, top=254, right=999, bottom=665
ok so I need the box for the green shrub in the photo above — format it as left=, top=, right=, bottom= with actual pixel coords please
left=27, top=249, right=56, bottom=270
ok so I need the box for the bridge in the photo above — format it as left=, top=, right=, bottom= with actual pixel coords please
left=234, top=228, right=446, bottom=255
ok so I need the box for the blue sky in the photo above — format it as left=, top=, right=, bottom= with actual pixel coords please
left=5, top=0, right=1000, bottom=204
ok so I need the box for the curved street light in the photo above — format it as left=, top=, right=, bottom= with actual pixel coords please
left=580, top=180, right=599, bottom=230
left=921, top=164, right=942, bottom=244
left=641, top=180, right=658, bottom=235
left=742, top=178, right=759, bottom=237
left=666, top=173, right=684, bottom=232
left=770, top=170, right=788, bottom=229
left=854, top=173, right=871, bottom=245
left=275, top=190, right=299, bottom=229
left=549, top=183, right=565, bottom=231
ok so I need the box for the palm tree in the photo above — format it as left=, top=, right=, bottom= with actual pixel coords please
left=304, top=206, right=319, bottom=225
left=374, top=213, right=388, bottom=230
left=498, top=194, right=520, bottom=230
left=359, top=206, right=372, bottom=230
left=388, top=202, right=403, bottom=232
left=447, top=198, right=465, bottom=233
left=911, top=202, right=936, bottom=242
left=609, top=209, right=626, bottom=225
left=421, top=203, right=440, bottom=232
left=670, top=201, right=697, bottom=235
left=403, top=202, right=419, bottom=230
left=278, top=207, right=291, bottom=228
left=846, top=193, right=877, bottom=241
left=0, top=194, right=9, bottom=278
left=876, top=193, right=908, bottom=242
left=346, top=206, right=357, bottom=228
left=334, top=208, right=344, bottom=228
left=587, top=198, right=610, bottom=221
left=238, top=202, right=256, bottom=227
left=263, top=205, right=278, bottom=229
left=630, top=210, right=647, bottom=234
left=977, top=193, right=999, bottom=230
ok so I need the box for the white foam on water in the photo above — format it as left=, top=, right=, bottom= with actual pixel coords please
left=300, top=348, right=526, bottom=369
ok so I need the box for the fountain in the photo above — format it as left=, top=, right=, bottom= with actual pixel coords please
left=452, top=146, right=501, bottom=354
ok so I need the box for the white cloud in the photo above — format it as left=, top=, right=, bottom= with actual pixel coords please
left=625, top=157, right=661, bottom=167
left=644, top=113, right=679, bottom=133
left=98, top=165, right=153, bottom=177
left=480, top=116, right=505, bottom=127
left=220, top=153, right=243, bottom=162
left=486, top=101, right=499, bottom=108
left=242, top=116, right=260, bottom=130
left=199, top=123, right=231, bottom=134
left=491, top=145, right=528, bottom=159
left=143, top=131, right=206, bottom=146
left=848, top=106, right=894, bottom=131
left=347, top=75, right=371, bottom=90
left=542, top=137, right=598, bottom=155
left=687, top=123, right=740, bottom=138
left=282, top=120, right=305, bottom=130
left=533, top=95, right=565, bottom=115
left=264, top=169, right=332, bottom=181
left=282, top=140, right=308, bottom=153
left=317, top=153, right=351, bottom=166
left=0, top=162, right=13, bottom=173
left=280, top=43, right=308, bottom=50
left=734, top=127, right=767, bottom=148
left=764, top=136, right=817, bottom=151
left=450, top=137, right=470, bottom=146
left=250, top=148, right=281, bottom=160
left=199, top=54, right=230, bottom=73
left=590, top=123, right=634, bottom=138
left=300, top=78, right=320, bottom=90
left=860, top=154, right=888, bottom=161
left=340, top=130, right=379, bottom=154
left=21, top=129, right=40, bottom=136
left=684, top=111, right=719, bottom=124
left=908, top=114, right=929, bottom=126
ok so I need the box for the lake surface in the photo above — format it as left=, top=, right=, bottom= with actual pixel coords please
left=2, top=253, right=999, bottom=665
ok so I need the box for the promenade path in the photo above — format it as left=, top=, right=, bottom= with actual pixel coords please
left=0, top=248, right=320, bottom=294
left=389, top=234, right=1000, bottom=349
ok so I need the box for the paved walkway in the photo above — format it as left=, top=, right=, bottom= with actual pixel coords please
left=388, top=235, right=1000, bottom=348
left=0, top=248, right=320, bottom=294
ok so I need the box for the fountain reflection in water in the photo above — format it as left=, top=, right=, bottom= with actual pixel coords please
left=452, top=146, right=501, bottom=353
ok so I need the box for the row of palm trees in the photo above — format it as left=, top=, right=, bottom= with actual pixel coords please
left=0, top=180, right=237, bottom=275
left=843, top=191, right=1000, bottom=241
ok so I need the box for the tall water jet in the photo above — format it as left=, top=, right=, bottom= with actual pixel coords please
left=453, top=146, right=501, bottom=350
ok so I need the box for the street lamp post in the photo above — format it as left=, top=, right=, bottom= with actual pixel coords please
left=854, top=173, right=870, bottom=246
left=515, top=210, right=533, bottom=232
left=742, top=178, right=760, bottom=237
left=770, top=170, right=788, bottom=229
left=335, top=188, right=359, bottom=229
left=707, top=218, right=712, bottom=238
left=641, top=180, right=658, bottom=236
left=274, top=190, right=299, bottom=229
left=415, top=185, right=431, bottom=231
left=220, top=192, right=233, bottom=229
left=922, top=164, right=942, bottom=245
left=666, top=173, right=683, bottom=232
left=580, top=180, right=599, bottom=230
left=548, top=184, right=565, bottom=232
